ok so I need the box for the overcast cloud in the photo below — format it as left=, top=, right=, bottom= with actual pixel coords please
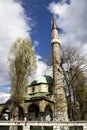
left=48, top=0, right=87, bottom=53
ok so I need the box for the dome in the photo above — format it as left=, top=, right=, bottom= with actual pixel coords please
left=31, top=75, right=53, bottom=85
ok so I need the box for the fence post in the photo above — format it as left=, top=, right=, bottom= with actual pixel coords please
left=9, top=126, right=18, bottom=130
left=53, top=125, right=60, bottom=130
left=83, top=125, right=87, bottom=130
left=23, top=123, right=30, bottom=130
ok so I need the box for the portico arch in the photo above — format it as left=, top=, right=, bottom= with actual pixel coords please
left=18, top=106, right=24, bottom=120
left=28, top=104, right=40, bottom=121
left=44, top=105, right=53, bottom=121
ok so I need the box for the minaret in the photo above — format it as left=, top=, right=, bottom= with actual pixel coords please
left=51, top=17, right=68, bottom=121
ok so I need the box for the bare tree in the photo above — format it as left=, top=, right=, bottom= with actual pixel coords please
left=61, top=46, right=87, bottom=120
left=44, top=46, right=87, bottom=120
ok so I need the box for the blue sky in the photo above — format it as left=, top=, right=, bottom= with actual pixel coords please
left=19, top=0, right=71, bottom=57
left=18, top=0, right=57, bottom=57
left=0, top=0, right=87, bottom=102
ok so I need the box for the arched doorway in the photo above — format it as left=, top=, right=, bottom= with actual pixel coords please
left=1, top=108, right=10, bottom=120
left=28, top=104, right=40, bottom=121
left=18, top=106, right=24, bottom=120
left=44, top=105, right=53, bottom=121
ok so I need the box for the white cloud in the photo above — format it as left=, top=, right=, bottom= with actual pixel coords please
left=0, top=92, right=10, bottom=104
left=33, top=40, right=40, bottom=50
left=0, top=0, right=31, bottom=86
left=48, top=2, right=69, bottom=16
left=36, top=55, right=52, bottom=77
left=0, top=85, right=10, bottom=104
left=28, top=55, right=52, bottom=84
left=48, top=0, right=87, bottom=53
left=36, top=55, right=49, bottom=76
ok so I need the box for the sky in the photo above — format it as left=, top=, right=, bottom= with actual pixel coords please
left=0, top=0, right=87, bottom=103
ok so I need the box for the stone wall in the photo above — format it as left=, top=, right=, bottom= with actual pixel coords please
left=0, top=121, right=87, bottom=130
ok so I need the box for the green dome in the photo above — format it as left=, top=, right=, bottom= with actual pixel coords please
left=31, top=75, right=53, bottom=85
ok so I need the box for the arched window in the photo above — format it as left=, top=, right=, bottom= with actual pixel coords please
left=1, top=108, right=10, bottom=120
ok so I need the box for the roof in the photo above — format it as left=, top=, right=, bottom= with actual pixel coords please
left=31, top=75, right=53, bottom=85
left=24, top=92, right=54, bottom=103
left=23, top=92, right=49, bottom=100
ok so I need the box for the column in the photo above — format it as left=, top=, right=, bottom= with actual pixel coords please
left=23, top=124, right=30, bottom=130
left=24, top=113, right=28, bottom=121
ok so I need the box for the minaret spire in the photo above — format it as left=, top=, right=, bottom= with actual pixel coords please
left=51, top=17, right=60, bottom=44
left=52, top=17, right=57, bottom=30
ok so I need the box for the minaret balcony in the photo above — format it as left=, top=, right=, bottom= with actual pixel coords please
left=51, top=39, right=60, bottom=45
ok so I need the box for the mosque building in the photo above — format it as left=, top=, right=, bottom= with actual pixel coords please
left=0, top=18, right=68, bottom=122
